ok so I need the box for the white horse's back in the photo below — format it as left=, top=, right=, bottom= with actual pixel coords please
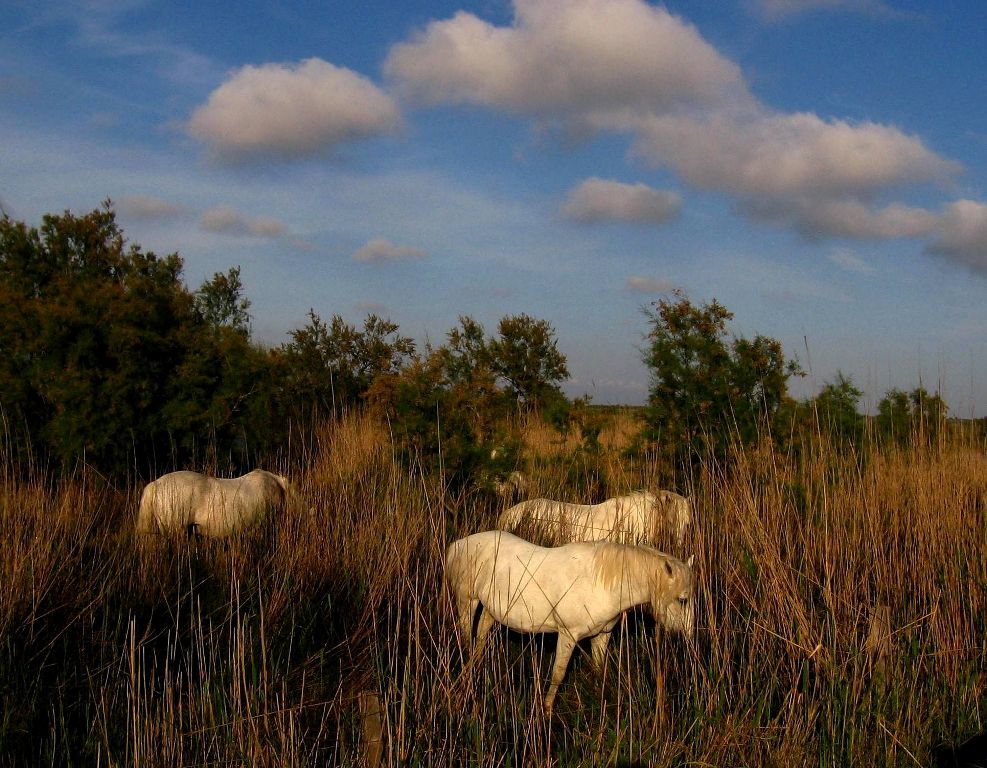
left=498, top=490, right=692, bottom=546
left=137, top=469, right=289, bottom=536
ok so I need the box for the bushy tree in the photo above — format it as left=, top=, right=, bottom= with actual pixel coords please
left=875, top=385, right=947, bottom=447
left=875, top=387, right=911, bottom=445
left=196, top=266, right=251, bottom=334
left=367, top=312, right=570, bottom=490
left=488, top=313, right=570, bottom=410
left=440, top=316, right=492, bottom=386
left=434, top=316, right=507, bottom=440
left=279, top=311, right=416, bottom=421
left=811, top=371, right=864, bottom=445
left=0, top=203, right=271, bottom=475
left=371, top=351, right=487, bottom=488
left=642, top=292, right=799, bottom=464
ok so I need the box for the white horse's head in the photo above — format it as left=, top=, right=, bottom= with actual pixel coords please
left=651, top=554, right=695, bottom=640
left=651, top=490, right=692, bottom=547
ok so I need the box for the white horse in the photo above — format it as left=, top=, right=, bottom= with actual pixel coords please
left=136, top=469, right=294, bottom=537
left=498, top=490, right=692, bottom=547
left=446, top=530, right=695, bottom=714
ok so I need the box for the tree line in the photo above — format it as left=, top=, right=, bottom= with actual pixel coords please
left=642, top=291, right=952, bottom=475
left=0, top=203, right=955, bottom=482
left=0, top=204, right=572, bottom=479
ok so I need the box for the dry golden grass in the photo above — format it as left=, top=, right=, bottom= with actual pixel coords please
left=0, top=412, right=984, bottom=766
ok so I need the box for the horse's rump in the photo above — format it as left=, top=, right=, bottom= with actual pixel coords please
left=136, top=469, right=289, bottom=536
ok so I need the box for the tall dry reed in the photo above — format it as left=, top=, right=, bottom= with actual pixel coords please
left=0, top=412, right=983, bottom=765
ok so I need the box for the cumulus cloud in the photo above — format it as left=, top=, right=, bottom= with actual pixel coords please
left=385, top=0, right=966, bottom=253
left=623, top=110, right=957, bottom=238
left=384, top=0, right=748, bottom=116
left=352, top=238, right=428, bottom=263
left=119, top=195, right=187, bottom=219
left=792, top=200, right=939, bottom=240
left=741, top=197, right=941, bottom=240
left=562, top=178, right=681, bottom=225
left=627, top=111, right=957, bottom=201
left=626, top=276, right=676, bottom=293
left=187, top=58, right=401, bottom=160
left=200, top=205, right=287, bottom=238
left=927, top=200, right=987, bottom=273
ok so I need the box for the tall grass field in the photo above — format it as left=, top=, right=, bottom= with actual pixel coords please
left=1, top=411, right=984, bottom=766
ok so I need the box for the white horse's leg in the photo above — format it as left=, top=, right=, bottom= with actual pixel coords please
left=543, top=634, right=576, bottom=715
left=474, top=608, right=496, bottom=654
left=590, top=630, right=612, bottom=670
left=455, top=596, right=479, bottom=642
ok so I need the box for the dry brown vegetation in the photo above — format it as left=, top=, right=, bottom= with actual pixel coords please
left=1, top=411, right=985, bottom=766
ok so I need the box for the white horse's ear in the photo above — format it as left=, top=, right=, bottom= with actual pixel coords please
left=687, top=554, right=695, bottom=568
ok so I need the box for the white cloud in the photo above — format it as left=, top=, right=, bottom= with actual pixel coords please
left=200, top=205, right=287, bottom=238
left=828, top=247, right=876, bottom=275
left=624, top=110, right=957, bottom=238
left=385, top=0, right=748, bottom=116
left=628, top=111, right=956, bottom=201
left=750, top=0, right=896, bottom=20
left=385, top=0, right=962, bottom=251
left=187, top=58, right=401, bottom=160
left=247, top=216, right=288, bottom=238
left=626, top=276, right=676, bottom=293
left=200, top=205, right=245, bottom=233
left=927, top=200, right=987, bottom=273
left=119, top=194, right=187, bottom=220
left=747, top=198, right=941, bottom=240
left=562, top=178, right=681, bottom=225
left=352, top=238, right=428, bottom=263
left=805, top=201, right=938, bottom=240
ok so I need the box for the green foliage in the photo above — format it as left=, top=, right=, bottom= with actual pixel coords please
left=434, top=315, right=507, bottom=440
left=0, top=203, right=574, bottom=480
left=641, top=291, right=800, bottom=467
left=0, top=203, right=271, bottom=475
left=195, top=266, right=251, bottom=334
left=812, top=371, right=865, bottom=445
left=876, top=388, right=911, bottom=445
left=367, top=312, right=572, bottom=489
left=279, top=311, right=416, bottom=421
left=370, top=351, right=488, bottom=489
left=876, top=386, right=948, bottom=447
left=489, top=313, right=570, bottom=409
left=541, top=388, right=574, bottom=437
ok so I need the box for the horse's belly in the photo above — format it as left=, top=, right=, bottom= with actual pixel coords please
left=486, top=603, right=559, bottom=635
left=483, top=588, right=610, bottom=637
left=483, top=591, right=562, bottom=635
left=197, top=499, right=257, bottom=536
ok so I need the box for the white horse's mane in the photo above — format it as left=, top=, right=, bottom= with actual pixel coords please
left=593, top=542, right=666, bottom=592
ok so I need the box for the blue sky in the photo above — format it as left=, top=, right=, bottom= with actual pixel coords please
left=3, top=0, right=986, bottom=414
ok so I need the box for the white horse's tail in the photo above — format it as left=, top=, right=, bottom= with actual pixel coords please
left=497, top=500, right=530, bottom=531
left=272, top=472, right=312, bottom=517
left=666, top=493, right=692, bottom=545
left=136, top=482, right=158, bottom=534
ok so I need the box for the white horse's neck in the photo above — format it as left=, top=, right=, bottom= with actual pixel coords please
left=618, top=571, right=655, bottom=612
left=593, top=544, right=661, bottom=610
